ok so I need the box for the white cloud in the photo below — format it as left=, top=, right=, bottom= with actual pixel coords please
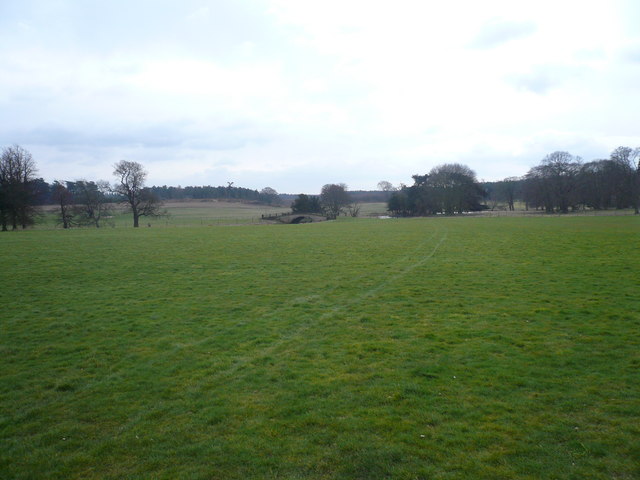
left=471, top=19, right=537, bottom=49
left=0, top=0, right=639, bottom=192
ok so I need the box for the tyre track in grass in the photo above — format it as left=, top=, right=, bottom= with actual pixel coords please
left=199, top=227, right=449, bottom=385
left=169, top=227, right=443, bottom=352
left=84, top=225, right=448, bottom=435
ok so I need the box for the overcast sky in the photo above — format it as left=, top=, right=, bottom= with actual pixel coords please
left=1, top=0, right=639, bottom=193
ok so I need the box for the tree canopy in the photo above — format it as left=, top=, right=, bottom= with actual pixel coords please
left=0, top=145, right=39, bottom=230
left=113, top=160, right=164, bottom=227
left=291, top=194, right=322, bottom=214
left=388, top=163, right=485, bottom=216
left=320, top=183, right=352, bottom=218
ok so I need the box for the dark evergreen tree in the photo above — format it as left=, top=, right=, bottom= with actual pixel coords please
left=291, top=194, right=322, bottom=214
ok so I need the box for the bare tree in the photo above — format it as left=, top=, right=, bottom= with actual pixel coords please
left=52, top=181, right=74, bottom=229
left=524, top=152, right=582, bottom=213
left=320, top=183, right=352, bottom=219
left=610, top=146, right=640, bottom=214
left=377, top=180, right=396, bottom=192
left=112, top=160, right=163, bottom=227
left=491, top=177, right=520, bottom=211
left=377, top=180, right=397, bottom=201
left=0, top=145, right=39, bottom=231
left=74, top=180, right=113, bottom=227
left=259, top=187, right=280, bottom=205
left=347, top=202, right=361, bottom=217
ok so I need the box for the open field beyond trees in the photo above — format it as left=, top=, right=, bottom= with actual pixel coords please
left=35, top=201, right=391, bottom=229
left=1, top=216, right=639, bottom=479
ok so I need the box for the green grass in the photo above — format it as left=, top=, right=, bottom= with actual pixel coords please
left=36, top=200, right=293, bottom=229
left=36, top=200, right=390, bottom=229
left=1, top=216, right=639, bottom=479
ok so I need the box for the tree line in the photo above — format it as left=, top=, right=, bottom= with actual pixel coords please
left=0, top=153, right=167, bottom=229
left=0, top=145, right=285, bottom=229
left=2, top=143, right=639, bottom=230
left=387, top=163, right=486, bottom=216
left=386, top=147, right=640, bottom=216
left=290, top=183, right=361, bottom=219
left=148, top=184, right=280, bottom=204
left=521, top=148, right=639, bottom=213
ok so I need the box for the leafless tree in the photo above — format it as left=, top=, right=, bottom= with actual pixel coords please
left=320, top=183, right=352, bottom=219
left=610, top=146, right=640, bottom=214
left=0, top=145, right=39, bottom=231
left=377, top=180, right=396, bottom=192
left=74, top=180, right=113, bottom=227
left=524, top=152, right=582, bottom=213
left=377, top=180, right=397, bottom=200
left=259, top=187, right=280, bottom=205
left=347, top=202, right=361, bottom=217
left=52, top=181, right=74, bottom=229
left=112, top=160, right=163, bottom=227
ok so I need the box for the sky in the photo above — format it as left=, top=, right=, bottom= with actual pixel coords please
left=1, top=0, right=639, bottom=193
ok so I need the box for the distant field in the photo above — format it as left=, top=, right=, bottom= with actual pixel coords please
left=1, top=216, right=639, bottom=479
left=36, top=200, right=390, bottom=229
left=37, top=200, right=294, bottom=228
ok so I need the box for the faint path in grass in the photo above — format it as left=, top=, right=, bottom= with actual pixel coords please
left=177, top=226, right=444, bottom=349
left=74, top=228, right=442, bottom=387
left=96, top=226, right=448, bottom=434
left=203, top=227, right=449, bottom=383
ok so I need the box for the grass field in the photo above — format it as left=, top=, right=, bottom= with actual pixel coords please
left=1, top=216, right=639, bottom=479
left=36, top=201, right=391, bottom=229
left=37, top=200, right=295, bottom=228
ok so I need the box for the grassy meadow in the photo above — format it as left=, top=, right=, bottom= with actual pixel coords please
left=1, top=216, right=639, bottom=479
left=36, top=200, right=391, bottom=229
left=37, top=200, right=295, bottom=228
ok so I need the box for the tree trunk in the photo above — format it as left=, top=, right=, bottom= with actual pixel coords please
left=635, top=176, right=639, bottom=214
left=131, top=201, right=140, bottom=227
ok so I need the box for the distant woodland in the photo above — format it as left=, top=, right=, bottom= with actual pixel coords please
left=1, top=144, right=638, bottom=230
left=388, top=148, right=640, bottom=216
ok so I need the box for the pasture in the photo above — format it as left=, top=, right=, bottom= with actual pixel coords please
left=36, top=200, right=391, bottom=228
left=1, top=216, right=638, bottom=479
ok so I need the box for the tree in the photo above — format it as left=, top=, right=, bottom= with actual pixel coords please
left=387, top=164, right=484, bottom=216
left=576, top=160, right=627, bottom=210
left=377, top=180, right=396, bottom=192
left=610, top=146, right=640, bottom=214
left=52, top=181, right=74, bottom=229
left=31, top=178, right=52, bottom=205
left=291, top=194, right=322, bottom=214
left=74, top=180, right=113, bottom=227
left=524, top=152, right=582, bottom=213
left=494, top=177, right=520, bottom=211
left=377, top=180, right=396, bottom=200
left=387, top=190, right=410, bottom=216
left=346, top=202, right=361, bottom=217
left=427, top=163, right=485, bottom=214
left=0, top=145, right=39, bottom=231
left=320, top=183, right=352, bottom=219
left=112, top=160, right=163, bottom=227
left=259, top=187, right=280, bottom=205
